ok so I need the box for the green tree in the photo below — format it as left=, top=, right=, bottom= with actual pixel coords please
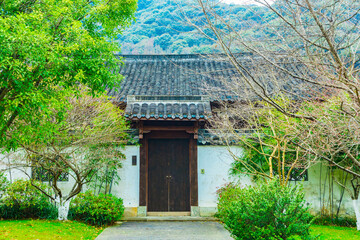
left=0, top=0, right=136, bottom=149
left=211, top=99, right=306, bottom=186
left=195, top=0, right=360, bottom=230
left=169, top=39, right=188, bottom=53
left=154, top=33, right=172, bottom=50
left=9, top=87, right=129, bottom=221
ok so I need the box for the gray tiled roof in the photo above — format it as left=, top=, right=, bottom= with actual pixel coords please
left=108, top=53, right=313, bottom=102
left=124, top=95, right=211, bottom=120
left=108, top=54, right=242, bottom=102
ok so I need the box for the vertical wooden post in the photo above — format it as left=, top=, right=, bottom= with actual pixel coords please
left=139, top=137, right=147, bottom=206
left=189, top=137, right=198, bottom=206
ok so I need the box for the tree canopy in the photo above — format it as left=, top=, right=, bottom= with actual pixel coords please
left=197, top=0, right=360, bottom=229
left=0, top=0, right=137, bottom=149
left=119, top=0, right=273, bottom=54
left=7, top=87, right=129, bottom=220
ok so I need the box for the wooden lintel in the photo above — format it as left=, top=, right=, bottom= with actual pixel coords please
left=141, top=126, right=199, bottom=140
left=138, top=122, right=200, bottom=140
left=143, top=126, right=194, bottom=132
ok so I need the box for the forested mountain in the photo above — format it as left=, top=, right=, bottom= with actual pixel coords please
left=118, top=0, right=273, bottom=54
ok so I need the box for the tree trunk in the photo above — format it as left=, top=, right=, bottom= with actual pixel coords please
left=55, top=197, right=71, bottom=221
left=353, top=199, right=360, bottom=230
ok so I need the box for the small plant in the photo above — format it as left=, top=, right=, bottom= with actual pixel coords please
left=69, top=191, right=124, bottom=226
left=313, top=214, right=356, bottom=228
left=216, top=180, right=313, bottom=240
left=0, top=172, right=9, bottom=199
left=0, top=179, right=57, bottom=219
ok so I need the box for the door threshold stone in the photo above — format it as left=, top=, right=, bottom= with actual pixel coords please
left=147, top=211, right=191, bottom=217
left=119, top=216, right=217, bottom=222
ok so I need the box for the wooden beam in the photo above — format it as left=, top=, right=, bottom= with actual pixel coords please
left=139, top=137, right=147, bottom=206
left=146, top=131, right=191, bottom=139
left=189, top=137, right=198, bottom=206
left=143, top=126, right=194, bottom=132
left=142, top=125, right=199, bottom=139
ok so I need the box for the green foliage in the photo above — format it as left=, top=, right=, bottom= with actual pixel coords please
left=170, top=39, right=189, bottom=54
left=228, top=99, right=304, bottom=184
left=120, top=0, right=273, bottom=54
left=0, top=180, right=57, bottom=220
left=21, top=87, right=129, bottom=148
left=297, top=97, right=360, bottom=199
left=230, top=139, right=299, bottom=180
left=88, top=158, right=122, bottom=195
left=69, top=191, right=124, bottom=227
left=216, top=180, right=313, bottom=240
left=0, top=0, right=137, bottom=149
left=230, top=141, right=272, bottom=177
left=0, top=172, right=9, bottom=198
left=313, top=215, right=357, bottom=228
left=15, top=88, right=129, bottom=209
left=154, top=33, right=172, bottom=50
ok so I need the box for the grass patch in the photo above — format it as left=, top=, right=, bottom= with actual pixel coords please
left=0, top=220, right=103, bottom=240
left=1, top=220, right=358, bottom=240
left=310, top=225, right=360, bottom=240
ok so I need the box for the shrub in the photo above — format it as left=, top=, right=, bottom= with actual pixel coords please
left=69, top=191, right=124, bottom=226
left=216, top=180, right=313, bottom=240
left=0, top=180, right=57, bottom=219
left=313, top=214, right=356, bottom=227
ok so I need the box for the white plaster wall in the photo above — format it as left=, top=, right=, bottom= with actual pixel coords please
left=0, top=147, right=141, bottom=208
left=197, top=146, right=356, bottom=218
left=291, top=163, right=355, bottom=217
left=110, top=146, right=140, bottom=207
left=0, top=151, right=86, bottom=196
left=0, top=151, right=29, bottom=182
left=1, top=146, right=357, bottom=218
left=198, top=146, right=251, bottom=207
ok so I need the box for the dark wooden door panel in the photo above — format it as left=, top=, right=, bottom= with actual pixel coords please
left=148, top=139, right=169, bottom=211
left=169, top=143, right=190, bottom=211
left=148, top=139, right=190, bottom=212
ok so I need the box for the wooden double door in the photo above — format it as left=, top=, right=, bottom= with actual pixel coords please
left=148, top=139, right=190, bottom=212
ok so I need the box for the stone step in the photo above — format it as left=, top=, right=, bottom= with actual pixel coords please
left=120, top=216, right=217, bottom=222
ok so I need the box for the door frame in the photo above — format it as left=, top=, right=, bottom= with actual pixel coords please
left=139, top=127, right=198, bottom=213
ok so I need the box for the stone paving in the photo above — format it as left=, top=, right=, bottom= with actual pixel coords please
left=95, top=221, right=233, bottom=240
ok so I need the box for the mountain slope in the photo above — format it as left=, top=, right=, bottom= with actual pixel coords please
left=118, top=0, right=272, bottom=54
